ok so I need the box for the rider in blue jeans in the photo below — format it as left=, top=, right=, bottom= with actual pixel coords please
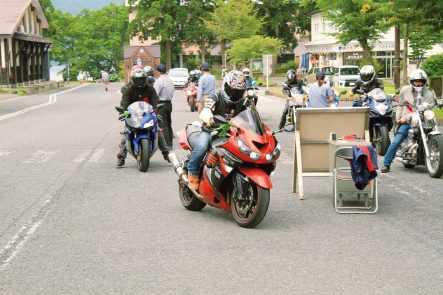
left=382, top=69, right=436, bottom=173
left=187, top=71, right=247, bottom=190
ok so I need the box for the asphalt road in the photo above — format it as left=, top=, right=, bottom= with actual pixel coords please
left=0, top=83, right=442, bottom=294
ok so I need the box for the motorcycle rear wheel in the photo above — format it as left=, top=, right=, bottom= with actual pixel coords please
left=138, top=138, right=151, bottom=172
left=426, top=135, right=443, bottom=178
left=373, top=126, right=390, bottom=156
left=231, top=183, right=270, bottom=228
left=179, top=182, right=206, bottom=211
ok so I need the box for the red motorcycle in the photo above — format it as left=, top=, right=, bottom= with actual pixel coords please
left=171, top=105, right=281, bottom=228
left=182, top=84, right=199, bottom=112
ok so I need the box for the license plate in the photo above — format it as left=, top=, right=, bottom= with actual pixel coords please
left=349, top=82, right=355, bottom=86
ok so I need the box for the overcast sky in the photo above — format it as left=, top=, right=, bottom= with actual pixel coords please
left=51, top=0, right=123, bottom=14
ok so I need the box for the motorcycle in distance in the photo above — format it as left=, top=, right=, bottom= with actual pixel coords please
left=278, top=85, right=307, bottom=131
left=352, top=88, right=394, bottom=156
left=183, top=83, right=199, bottom=112
left=115, top=101, right=160, bottom=172
left=395, top=96, right=443, bottom=178
left=169, top=98, right=281, bottom=228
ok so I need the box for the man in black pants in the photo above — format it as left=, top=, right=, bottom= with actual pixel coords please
left=153, top=64, right=175, bottom=148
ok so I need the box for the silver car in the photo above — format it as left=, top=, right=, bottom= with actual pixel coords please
left=168, top=68, right=189, bottom=88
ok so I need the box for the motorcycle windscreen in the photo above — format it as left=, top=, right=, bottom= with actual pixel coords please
left=232, top=108, right=266, bottom=136
left=126, top=101, right=154, bottom=128
left=367, top=88, right=387, bottom=102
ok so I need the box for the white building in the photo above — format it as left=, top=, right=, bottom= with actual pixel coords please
left=305, top=11, right=406, bottom=78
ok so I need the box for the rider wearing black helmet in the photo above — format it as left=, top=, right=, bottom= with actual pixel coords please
left=284, top=69, right=305, bottom=91
left=351, top=65, right=384, bottom=94
left=117, top=68, right=170, bottom=167
left=186, top=70, right=248, bottom=190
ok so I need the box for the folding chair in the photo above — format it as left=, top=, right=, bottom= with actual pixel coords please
left=333, top=147, right=378, bottom=214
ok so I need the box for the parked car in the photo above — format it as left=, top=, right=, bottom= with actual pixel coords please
left=333, top=65, right=360, bottom=88
left=305, top=66, right=336, bottom=86
left=168, top=68, right=189, bottom=88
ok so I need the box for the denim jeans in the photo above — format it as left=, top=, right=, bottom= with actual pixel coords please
left=383, top=124, right=410, bottom=167
left=187, top=131, right=211, bottom=175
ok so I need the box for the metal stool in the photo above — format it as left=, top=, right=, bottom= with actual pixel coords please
left=333, top=147, right=378, bottom=214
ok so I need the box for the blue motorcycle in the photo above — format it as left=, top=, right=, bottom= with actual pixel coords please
left=115, top=101, right=158, bottom=172
left=353, top=88, right=394, bottom=156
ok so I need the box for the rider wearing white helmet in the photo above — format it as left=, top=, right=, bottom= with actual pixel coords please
left=351, top=65, right=384, bottom=94
left=381, top=69, right=436, bottom=173
left=188, top=70, right=199, bottom=85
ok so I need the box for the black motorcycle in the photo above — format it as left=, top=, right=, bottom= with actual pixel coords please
left=278, top=85, right=306, bottom=131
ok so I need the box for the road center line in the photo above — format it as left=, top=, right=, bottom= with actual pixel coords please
left=0, top=84, right=89, bottom=122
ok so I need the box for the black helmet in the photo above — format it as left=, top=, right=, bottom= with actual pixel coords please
left=130, top=68, right=148, bottom=88
left=360, top=65, right=375, bottom=85
left=143, top=66, right=154, bottom=77
left=222, top=70, right=247, bottom=104
left=287, top=69, right=296, bottom=81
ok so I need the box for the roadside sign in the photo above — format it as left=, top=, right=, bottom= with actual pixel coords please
left=263, top=66, right=272, bottom=76
left=252, top=59, right=263, bottom=72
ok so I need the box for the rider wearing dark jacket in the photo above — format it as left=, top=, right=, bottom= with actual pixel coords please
left=351, top=65, right=384, bottom=94
left=284, top=69, right=305, bottom=91
left=186, top=70, right=248, bottom=190
left=117, top=68, right=170, bottom=167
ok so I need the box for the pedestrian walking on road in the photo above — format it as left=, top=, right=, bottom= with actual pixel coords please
left=197, top=62, right=217, bottom=113
left=153, top=64, right=175, bottom=148
left=307, top=71, right=335, bottom=108
left=102, top=69, right=110, bottom=91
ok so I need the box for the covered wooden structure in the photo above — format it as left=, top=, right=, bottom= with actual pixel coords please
left=0, top=0, right=52, bottom=87
left=123, top=45, right=161, bottom=83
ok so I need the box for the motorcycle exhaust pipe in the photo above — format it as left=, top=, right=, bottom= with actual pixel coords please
left=168, top=152, right=188, bottom=182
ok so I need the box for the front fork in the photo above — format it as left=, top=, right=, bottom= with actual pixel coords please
left=417, top=111, right=430, bottom=160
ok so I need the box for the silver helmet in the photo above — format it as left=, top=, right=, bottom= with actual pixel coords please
left=409, top=69, right=427, bottom=92
left=360, top=65, right=375, bottom=86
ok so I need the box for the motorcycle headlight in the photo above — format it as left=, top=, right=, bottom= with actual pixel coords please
left=186, top=90, right=192, bottom=96
left=247, top=89, right=255, bottom=96
left=143, top=120, right=154, bottom=129
left=265, top=154, right=272, bottom=161
left=293, top=94, right=304, bottom=105
left=424, top=109, right=435, bottom=121
left=250, top=152, right=261, bottom=160
left=238, top=139, right=252, bottom=154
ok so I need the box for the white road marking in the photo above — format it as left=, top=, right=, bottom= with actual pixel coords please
left=72, top=149, right=92, bottom=163
left=0, top=84, right=88, bottom=122
left=0, top=150, right=15, bottom=157
left=22, top=150, right=57, bottom=164
left=88, top=148, right=105, bottom=163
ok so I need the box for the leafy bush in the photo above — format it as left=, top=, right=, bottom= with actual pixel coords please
left=15, top=88, right=29, bottom=96
left=276, top=60, right=298, bottom=73
left=422, top=54, right=443, bottom=77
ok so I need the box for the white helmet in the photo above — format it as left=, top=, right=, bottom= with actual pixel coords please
left=242, top=68, right=250, bottom=76
left=409, top=69, right=427, bottom=92
left=360, top=65, right=375, bottom=86
left=190, top=70, right=196, bottom=76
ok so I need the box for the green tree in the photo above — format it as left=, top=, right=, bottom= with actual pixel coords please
left=409, top=26, right=443, bottom=68
left=254, top=0, right=316, bottom=49
left=183, top=0, right=216, bottom=63
left=315, top=0, right=391, bottom=65
left=205, top=0, right=263, bottom=67
left=422, top=54, right=443, bottom=77
left=227, top=35, right=283, bottom=67
left=48, top=4, right=128, bottom=79
left=128, top=0, right=187, bottom=69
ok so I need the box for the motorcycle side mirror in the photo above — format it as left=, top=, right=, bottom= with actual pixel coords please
left=355, top=89, right=365, bottom=95
left=340, top=90, right=347, bottom=95
left=395, top=89, right=400, bottom=95
left=115, top=106, right=124, bottom=113
left=437, top=98, right=443, bottom=108
left=282, top=87, right=290, bottom=95
left=213, top=114, right=228, bottom=124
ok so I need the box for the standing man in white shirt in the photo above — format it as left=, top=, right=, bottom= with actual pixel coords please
left=154, top=64, right=175, bottom=148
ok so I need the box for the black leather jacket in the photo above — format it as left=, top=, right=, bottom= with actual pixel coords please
left=351, top=78, right=384, bottom=94
left=120, top=84, right=159, bottom=111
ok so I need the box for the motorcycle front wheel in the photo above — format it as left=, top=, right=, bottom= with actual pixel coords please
left=426, top=135, right=443, bottom=178
left=179, top=182, right=206, bottom=211
left=231, top=183, right=270, bottom=228
left=138, top=138, right=151, bottom=172
left=278, top=109, right=288, bottom=130
left=189, top=99, right=196, bottom=112
left=373, top=125, right=390, bottom=156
